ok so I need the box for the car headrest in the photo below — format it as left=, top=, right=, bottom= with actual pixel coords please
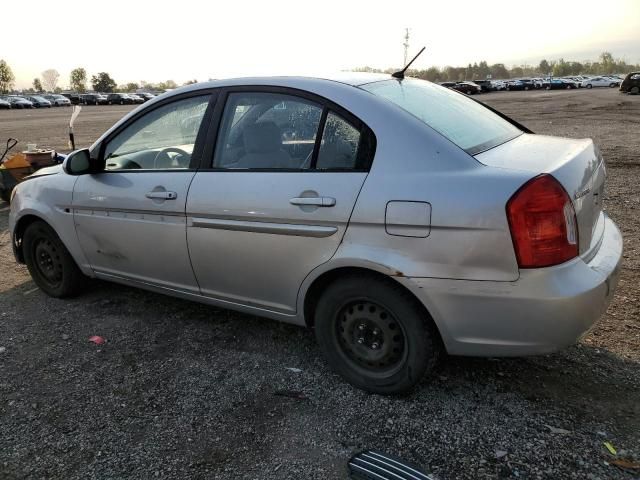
left=243, top=121, right=282, bottom=154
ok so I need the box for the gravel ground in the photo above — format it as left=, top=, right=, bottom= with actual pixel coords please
left=0, top=88, right=638, bottom=480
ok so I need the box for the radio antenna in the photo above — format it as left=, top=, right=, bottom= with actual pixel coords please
left=392, top=46, right=426, bottom=80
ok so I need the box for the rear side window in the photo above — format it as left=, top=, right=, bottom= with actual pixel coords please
left=212, top=91, right=376, bottom=171
left=362, top=78, right=521, bottom=155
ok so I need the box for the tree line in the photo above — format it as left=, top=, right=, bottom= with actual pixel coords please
left=356, top=52, right=639, bottom=82
left=2, top=52, right=638, bottom=94
left=0, top=61, right=186, bottom=94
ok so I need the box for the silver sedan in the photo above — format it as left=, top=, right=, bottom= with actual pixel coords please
left=9, top=74, right=623, bottom=394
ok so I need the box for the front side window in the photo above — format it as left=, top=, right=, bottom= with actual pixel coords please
left=103, top=95, right=210, bottom=170
left=214, top=92, right=322, bottom=169
left=362, top=78, right=521, bottom=155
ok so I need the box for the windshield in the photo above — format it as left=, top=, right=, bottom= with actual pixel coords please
left=362, top=78, right=522, bottom=154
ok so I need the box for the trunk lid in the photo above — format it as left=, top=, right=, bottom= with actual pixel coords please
left=475, top=133, right=605, bottom=254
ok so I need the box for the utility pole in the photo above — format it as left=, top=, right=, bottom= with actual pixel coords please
left=403, top=28, right=410, bottom=66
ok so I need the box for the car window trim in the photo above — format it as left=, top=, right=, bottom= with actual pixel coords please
left=96, top=89, right=219, bottom=173
left=198, top=85, right=376, bottom=173
left=309, top=107, right=329, bottom=170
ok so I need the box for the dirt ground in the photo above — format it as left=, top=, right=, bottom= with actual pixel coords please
left=0, top=88, right=638, bottom=480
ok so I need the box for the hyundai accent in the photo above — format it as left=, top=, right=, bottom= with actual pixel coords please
left=9, top=73, right=623, bottom=394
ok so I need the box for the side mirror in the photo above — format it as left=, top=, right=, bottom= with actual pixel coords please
left=63, top=149, right=99, bottom=175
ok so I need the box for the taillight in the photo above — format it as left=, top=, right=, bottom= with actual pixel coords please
left=506, top=174, right=578, bottom=268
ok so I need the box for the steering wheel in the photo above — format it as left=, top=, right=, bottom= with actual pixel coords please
left=153, top=147, right=190, bottom=169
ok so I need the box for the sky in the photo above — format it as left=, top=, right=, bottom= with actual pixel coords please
left=3, top=0, right=639, bottom=89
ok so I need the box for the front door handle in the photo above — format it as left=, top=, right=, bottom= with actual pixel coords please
left=145, top=191, right=177, bottom=200
left=290, top=196, right=336, bottom=207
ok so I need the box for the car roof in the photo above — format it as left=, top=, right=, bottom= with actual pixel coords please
left=137, top=73, right=396, bottom=107
left=184, top=72, right=393, bottom=90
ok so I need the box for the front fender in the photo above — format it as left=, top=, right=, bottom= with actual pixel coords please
left=9, top=175, right=92, bottom=276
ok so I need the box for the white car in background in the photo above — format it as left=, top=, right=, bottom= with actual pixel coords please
left=43, top=94, right=72, bottom=106
left=581, top=77, right=620, bottom=88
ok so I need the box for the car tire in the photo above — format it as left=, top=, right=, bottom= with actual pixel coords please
left=610, top=83, right=616, bottom=88
left=120, top=100, right=124, bottom=105
left=587, top=84, right=593, bottom=89
left=545, top=86, right=551, bottom=90
left=630, top=86, right=640, bottom=95
left=23, top=220, right=84, bottom=298
left=314, top=274, right=441, bottom=395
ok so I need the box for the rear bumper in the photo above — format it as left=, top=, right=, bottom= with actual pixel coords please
left=398, top=214, right=623, bottom=356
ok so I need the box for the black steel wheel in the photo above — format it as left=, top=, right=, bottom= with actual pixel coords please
left=337, top=300, right=407, bottom=375
left=33, top=237, right=63, bottom=287
left=23, top=220, right=84, bottom=297
left=315, top=274, right=441, bottom=394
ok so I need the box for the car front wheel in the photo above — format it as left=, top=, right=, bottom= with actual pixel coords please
left=23, top=220, right=84, bottom=298
left=314, top=274, right=441, bottom=394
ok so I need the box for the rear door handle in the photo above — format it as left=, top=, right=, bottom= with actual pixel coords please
left=290, top=196, right=336, bottom=207
left=145, top=191, right=177, bottom=200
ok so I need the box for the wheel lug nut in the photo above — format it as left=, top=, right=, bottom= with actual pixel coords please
left=357, top=337, right=364, bottom=344
left=373, top=328, right=380, bottom=335
left=371, top=342, right=380, bottom=349
left=358, top=324, right=365, bottom=331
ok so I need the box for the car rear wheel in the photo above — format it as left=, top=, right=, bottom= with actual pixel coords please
left=314, top=274, right=441, bottom=395
left=23, top=221, right=84, bottom=298
left=587, top=84, right=593, bottom=89
left=630, top=86, right=640, bottom=95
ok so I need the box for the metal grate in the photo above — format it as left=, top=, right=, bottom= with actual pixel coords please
left=348, top=450, right=433, bottom=480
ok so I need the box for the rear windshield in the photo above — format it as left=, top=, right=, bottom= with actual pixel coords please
left=361, top=78, right=522, bottom=155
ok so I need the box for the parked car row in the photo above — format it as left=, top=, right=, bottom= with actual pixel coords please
left=62, top=92, right=156, bottom=105
left=0, top=95, right=59, bottom=109
left=0, top=91, right=158, bottom=110
left=440, top=74, right=627, bottom=95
